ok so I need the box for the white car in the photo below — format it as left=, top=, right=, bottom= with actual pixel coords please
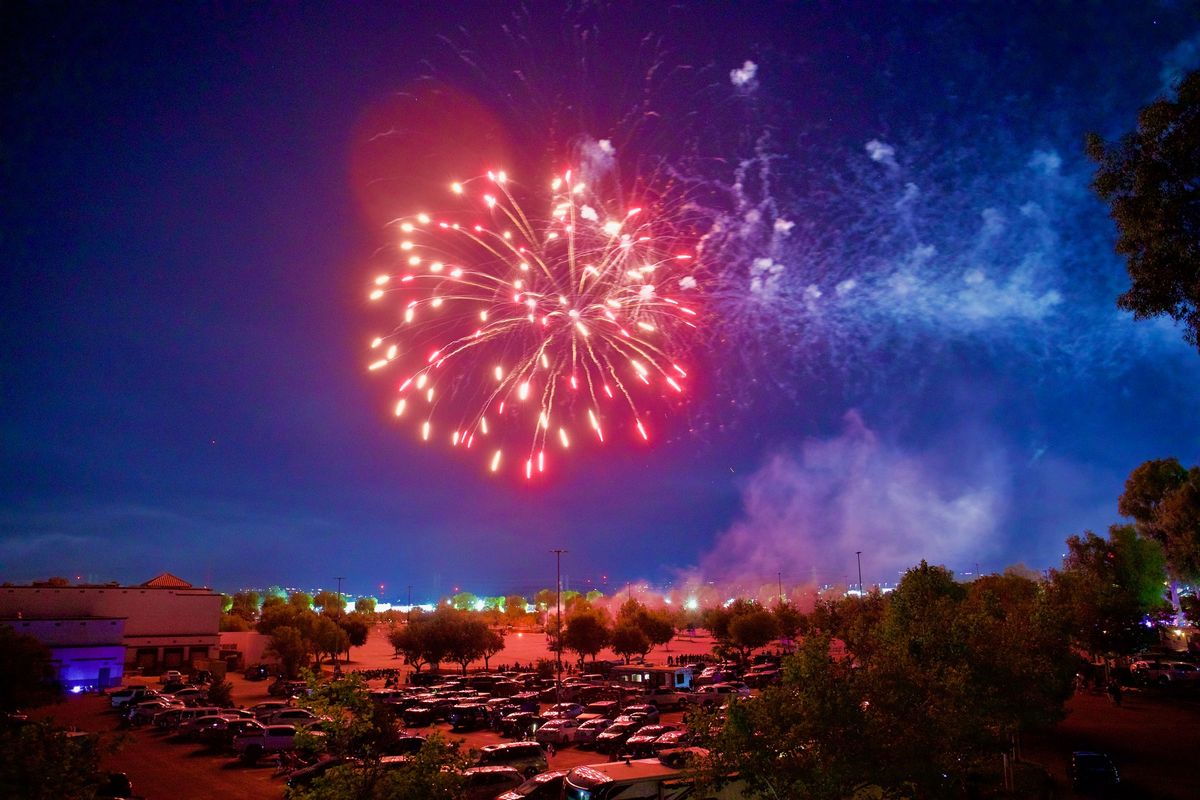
left=573, top=717, right=614, bottom=746
left=232, top=724, right=322, bottom=761
left=535, top=718, right=582, bottom=745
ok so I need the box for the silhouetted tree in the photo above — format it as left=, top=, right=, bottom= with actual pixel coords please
left=1087, top=70, right=1200, bottom=351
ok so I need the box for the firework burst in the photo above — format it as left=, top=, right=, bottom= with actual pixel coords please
left=366, top=169, right=699, bottom=478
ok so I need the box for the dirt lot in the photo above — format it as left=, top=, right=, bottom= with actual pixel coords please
left=31, top=627, right=1200, bottom=799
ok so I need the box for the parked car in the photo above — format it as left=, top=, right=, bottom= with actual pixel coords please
left=639, top=687, right=685, bottom=710
left=126, top=698, right=181, bottom=726
left=286, top=756, right=351, bottom=790
left=474, top=742, right=549, bottom=777
left=160, top=670, right=183, bottom=684
left=266, top=708, right=318, bottom=726
left=542, top=702, right=584, bottom=720
left=209, top=718, right=266, bottom=750
left=109, top=686, right=152, bottom=709
left=245, top=664, right=272, bottom=681
left=248, top=700, right=292, bottom=719
left=1138, top=661, right=1200, bottom=685
left=494, top=769, right=568, bottom=800
left=535, top=718, right=582, bottom=746
left=449, top=703, right=490, bottom=732
left=574, top=717, right=614, bottom=747
left=595, top=718, right=644, bottom=754
left=403, top=698, right=455, bottom=727
left=462, top=766, right=524, bottom=800
left=649, top=729, right=691, bottom=755
left=622, top=704, right=661, bottom=724
left=195, top=716, right=259, bottom=747
left=170, top=687, right=209, bottom=706
left=624, top=724, right=679, bottom=757
left=577, top=700, right=620, bottom=722
left=1069, top=751, right=1119, bottom=794
left=499, top=711, right=546, bottom=739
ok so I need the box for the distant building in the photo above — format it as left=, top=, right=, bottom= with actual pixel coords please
left=0, top=572, right=221, bottom=687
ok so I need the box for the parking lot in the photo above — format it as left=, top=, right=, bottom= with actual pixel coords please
left=32, top=626, right=718, bottom=798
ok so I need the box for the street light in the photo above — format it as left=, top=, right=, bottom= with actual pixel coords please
left=551, top=549, right=567, bottom=702
left=336, top=576, right=345, bottom=611
left=855, top=551, right=863, bottom=596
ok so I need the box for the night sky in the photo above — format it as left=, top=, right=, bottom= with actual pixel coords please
left=4, top=2, right=1199, bottom=601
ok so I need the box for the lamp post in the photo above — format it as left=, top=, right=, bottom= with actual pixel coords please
left=551, top=549, right=567, bottom=702
left=407, top=585, right=413, bottom=625
left=855, top=551, right=863, bottom=596
left=336, top=576, right=345, bottom=611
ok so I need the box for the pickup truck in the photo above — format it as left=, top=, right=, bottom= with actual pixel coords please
left=232, top=724, right=319, bottom=762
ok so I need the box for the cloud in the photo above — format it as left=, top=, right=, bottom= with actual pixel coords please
left=1160, top=32, right=1200, bottom=95
left=865, top=139, right=897, bottom=168
left=699, top=412, right=1004, bottom=585
left=730, top=60, right=758, bottom=90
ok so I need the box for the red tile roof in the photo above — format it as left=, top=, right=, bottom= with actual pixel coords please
left=141, top=572, right=193, bottom=589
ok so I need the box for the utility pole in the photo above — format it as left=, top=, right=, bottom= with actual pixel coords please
left=335, top=576, right=345, bottom=611
left=407, top=585, right=413, bottom=625
left=855, top=551, right=863, bottom=596
left=777, top=571, right=784, bottom=605
left=552, top=549, right=567, bottom=703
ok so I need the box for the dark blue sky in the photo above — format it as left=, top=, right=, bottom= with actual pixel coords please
left=4, top=2, right=1198, bottom=600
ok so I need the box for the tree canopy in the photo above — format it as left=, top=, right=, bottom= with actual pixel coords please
left=1119, top=457, right=1200, bottom=581
left=1087, top=69, right=1200, bottom=351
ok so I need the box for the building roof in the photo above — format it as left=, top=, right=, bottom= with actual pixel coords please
left=141, top=572, right=193, bottom=589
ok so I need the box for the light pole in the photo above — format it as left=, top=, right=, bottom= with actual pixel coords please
left=336, top=576, right=345, bottom=611
left=855, top=552, right=863, bottom=596
left=551, top=549, right=567, bottom=702
left=407, top=585, right=413, bottom=625
left=777, top=571, right=784, bottom=605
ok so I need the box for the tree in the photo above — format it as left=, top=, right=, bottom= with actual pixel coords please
left=480, top=628, right=505, bottom=670
left=0, top=625, right=57, bottom=711
left=728, top=610, right=778, bottom=664
left=445, top=614, right=488, bottom=674
left=563, top=608, right=611, bottom=663
left=1050, top=525, right=1171, bottom=657
left=0, top=721, right=106, bottom=800
left=206, top=678, right=234, bottom=707
left=1119, top=458, right=1200, bottom=581
left=611, top=623, right=651, bottom=663
left=229, top=590, right=261, bottom=622
left=449, top=592, right=478, bottom=611
left=267, top=625, right=309, bottom=679
left=314, top=590, right=346, bottom=618
left=387, top=625, right=430, bottom=673
left=338, top=613, right=372, bottom=662
left=311, top=615, right=350, bottom=667
left=219, top=613, right=252, bottom=632
left=289, top=591, right=314, bottom=611
left=354, top=597, right=377, bottom=615
left=1087, top=70, right=1200, bottom=351
left=772, top=602, right=806, bottom=644
left=503, top=595, right=529, bottom=626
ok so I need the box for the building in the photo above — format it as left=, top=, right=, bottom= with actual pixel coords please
left=0, top=572, right=221, bottom=686
left=4, top=616, right=126, bottom=692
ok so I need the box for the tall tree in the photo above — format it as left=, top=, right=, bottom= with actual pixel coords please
left=563, top=608, right=611, bottom=663
left=1119, top=458, right=1200, bottom=581
left=611, top=623, right=651, bottom=664
left=1050, top=525, right=1171, bottom=657
left=0, top=721, right=105, bottom=800
left=1087, top=69, right=1200, bottom=351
